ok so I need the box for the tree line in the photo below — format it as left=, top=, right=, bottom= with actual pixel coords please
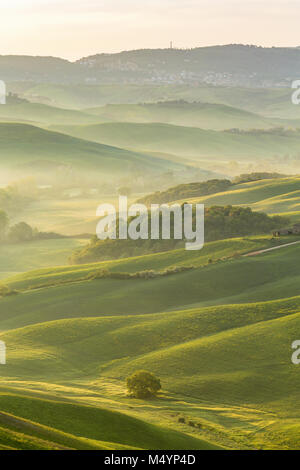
left=0, top=210, right=64, bottom=244
left=137, top=173, right=287, bottom=206
left=70, top=205, right=288, bottom=264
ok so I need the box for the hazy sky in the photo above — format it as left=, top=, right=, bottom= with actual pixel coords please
left=1, top=0, right=300, bottom=60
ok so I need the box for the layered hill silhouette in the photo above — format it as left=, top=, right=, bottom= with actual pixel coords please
left=84, top=101, right=278, bottom=130
left=52, top=122, right=300, bottom=161
left=3, top=45, right=300, bottom=87
left=0, top=123, right=185, bottom=178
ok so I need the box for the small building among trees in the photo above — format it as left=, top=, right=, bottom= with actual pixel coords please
left=273, top=223, right=300, bottom=237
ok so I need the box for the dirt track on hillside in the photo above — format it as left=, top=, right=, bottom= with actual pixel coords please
left=243, top=240, right=300, bottom=257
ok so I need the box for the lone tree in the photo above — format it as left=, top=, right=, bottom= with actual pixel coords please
left=126, top=370, right=161, bottom=399
left=8, top=222, right=33, bottom=243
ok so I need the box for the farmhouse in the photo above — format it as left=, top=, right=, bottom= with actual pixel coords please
left=273, top=223, right=300, bottom=237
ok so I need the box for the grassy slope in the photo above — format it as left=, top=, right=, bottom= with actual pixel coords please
left=2, top=236, right=300, bottom=448
left=0, top=102, right=102, bottom=126
left=0, top=235, right=298, bottom=330
left=4, top=235, right=274, bottom=289
left=84, top=102, right=277, bottom=130
left=8, top=195, right=143, bottom=237
left=176, top=177, right=300, bottom=220
left=0, top=100, right=281, bottom=130
left=17, top=83, right=188, bottom=109
left=0, top=406, right=131, bottom=450
left=0, top=123, right=181, bottom=174
left=2, top=87, right=300, bottom=449
left=12, top=83, right=300, bottom=119
left=2, top=282, right=300, bottom=447
left=51, top=122, right=300, bottom=160
left=0, top=394, right=217, bottom=450
left=2, top=296, right=299, bottom=382
left=0, top=238, right=86, bottom=281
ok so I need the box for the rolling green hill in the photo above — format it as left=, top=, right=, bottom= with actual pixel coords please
left=0, top=102, right=102, bottom=126
left=0, top=123, right=184, bottom=178
left=0, top=238, right=86, bottom=280
left=1, top=294, right=299, bottom=384
left=2, top=236, right=272, bottom=289
left=3, top=80, right=300, bottom=449
left=0, top=235, right=298, bottom=330
left=137, top=175, right=286, bottom=205
left=174, top=177, right=300, bottom=220
left=1, top=294, right=299, bottom=427
left=9, top=83, right=188, bottom=109
left=2, top=236, right=300, bottom=448
left=84, top=101, right=278, bottom=131
left=70, top=205, right=287, bottom=264
left=0, top=394, right=217, bottom=450
left=51, top=122, right=300, bottom=161
left=8, top=82, right=300, bottom=119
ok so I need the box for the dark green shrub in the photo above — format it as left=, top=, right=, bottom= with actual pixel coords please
left=126, top=370, right=161, bottom=399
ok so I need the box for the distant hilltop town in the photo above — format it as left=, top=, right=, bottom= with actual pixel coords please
left=1, top=45, right=300, bottom=87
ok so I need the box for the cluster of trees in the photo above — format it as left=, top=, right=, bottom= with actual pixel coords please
left=204, top=205, right=288, bottom=242
left=71, top=205, right=288, bottom=264
left=233, top=172, right=286, bottom=184
left=6, top=92, right=29, bottom=105
left=70, top=237, right=180, bottom=264
left=0, top=210, right=64, bottom=244
left=146, top=99, right=199, bottom=108
left=0, top=179, right=42, bottom=243
left=225, top=127, right=298, bottom=136
left=0, top=214, right=36, bottom=243
left=8, top=221, right=36, bottom=243
left=138, top=172, right=291, bottom=207
left=137, top=179, right=233, bottom=206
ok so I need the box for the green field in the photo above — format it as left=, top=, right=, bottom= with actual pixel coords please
left=174, top=177, right=300, bottom=221
left=2, top=238, right=300, bottom=448
left=83, top=101, right=279, bottom=130
left=6, top=99, right=274, bottom=131
left=8, top=82, right=300, bottom=119
left=0, top=123, right=184, bottom=181
left=1, top=235, right=299, bottom=326
left=0, top=238, right=86, bottom=280
left=52, top=122, right=300, bottom=163
left=8, top=195, right=144, bottom=236
left=0, top=393, right=219, bottom=450
left=2, top=78, right=300, bottom=450
left=0, top=102, right=102, bottom=126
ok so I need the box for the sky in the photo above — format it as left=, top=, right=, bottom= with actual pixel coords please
left=1, top=0, right=300, bottom=60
